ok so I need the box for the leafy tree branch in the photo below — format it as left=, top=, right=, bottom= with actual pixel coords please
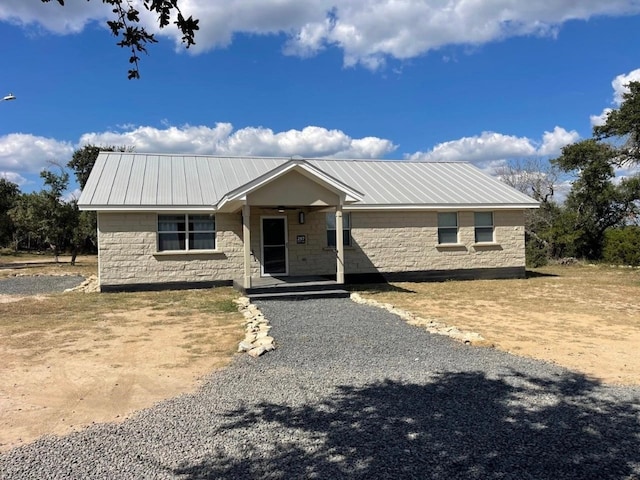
left=41, top=0, right=199, bottom=79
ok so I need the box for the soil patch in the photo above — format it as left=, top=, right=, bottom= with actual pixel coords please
left=356, top=264, right=640, bottom=386
left=0, top=255, right=243, bottom=452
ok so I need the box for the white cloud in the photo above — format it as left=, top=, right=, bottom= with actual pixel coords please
left=538, top=126, right=580, bottom=156
left=591, top=68, right=640, bottom=126
left=590, top=108, right=613, bottom=128
left=3, top=1, right=640, bottom=69
left=0, top=0, right=110, bottom=34
left=407, top=127, right=579, bottom=172
left=611, top=68, right=640, bottom=104
left=79, top=123, right=235, bottom=155
left=0, top=133, right=74, bottom=174
left=63, top=188, right=82, bottom=203
left=79, top=123, right=397, bottom=158
left=0, top=171, right=27, bottom=186
left=0, top=123, right=394, bottom=190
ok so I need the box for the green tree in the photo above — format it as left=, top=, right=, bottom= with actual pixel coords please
left=39, top=169, right=78, bottom=261
left=603, top=226, right=640, bottom=266
left=42, top=0, right=199, bottom=79
left=0, top=178, right=20, bottom=248
left=593, top=81, right=640, bottom=165
left=552, top=140, right=640, bottom=259
left=547, top=83, right=640, bottom=262
left=68, top=144, right=132, bottom=189
left=67, top=145, right=133, bottom=262
left=10, top=192, right=50, bottom=252
left=9, top=169, right=79, bottom=261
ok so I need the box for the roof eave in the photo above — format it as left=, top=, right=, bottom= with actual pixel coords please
left=345, top=203, right=540, bottom=210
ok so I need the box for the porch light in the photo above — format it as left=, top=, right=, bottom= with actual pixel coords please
left=277, top=206, right=285, bottom=213
left=298, top=211, right=305, bottom=224
left=1, top=93, right=16, bottom=102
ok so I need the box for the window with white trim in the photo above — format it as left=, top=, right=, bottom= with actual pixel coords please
left=474, top=212, right=494, bottom=243
left=437, top=212, right=458, bottom=244
left=326, top=212, right=352, bottom=247
left=158, top=214, right=216, bottom=251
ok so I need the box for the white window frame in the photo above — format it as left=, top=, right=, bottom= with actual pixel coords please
left=326, top=212, right=352, bottom=248
left=157, top=214, right=216, bottom=252
left=437, top=212, right=459, bottom=245
left=474, top=211, right=494, bottom=243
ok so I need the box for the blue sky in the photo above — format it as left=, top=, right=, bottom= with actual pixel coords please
left=1, top=1, right=640, bottom=196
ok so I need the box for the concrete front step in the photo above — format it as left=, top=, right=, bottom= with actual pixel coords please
left=248, top=289, right=350, bottom=301
left=246, top=281, right=340, bottom=295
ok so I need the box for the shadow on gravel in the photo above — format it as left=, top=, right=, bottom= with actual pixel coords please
left=173, top=371, right=639, bottom=479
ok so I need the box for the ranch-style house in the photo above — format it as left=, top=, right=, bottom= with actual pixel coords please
left=78, top=153, right=539, bottom=292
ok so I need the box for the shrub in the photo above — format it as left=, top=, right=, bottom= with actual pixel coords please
left=603, top=227, right=640, bottom=266
left=525, top=235, right=549, bottom=268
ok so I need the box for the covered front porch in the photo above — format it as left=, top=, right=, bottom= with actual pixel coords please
left=215, top=158, right=363, bottom=292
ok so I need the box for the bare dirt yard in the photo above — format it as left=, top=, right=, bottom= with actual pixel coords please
left=0, top=254, right=243, bottom=452
left=1, top=255, right=638, bottom=453
left=356, top=264, right=640, bottom=387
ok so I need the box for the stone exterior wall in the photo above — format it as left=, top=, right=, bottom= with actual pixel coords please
left=97, top=209, right=526, bottom=288
left=250, top=209, right=525, bottom=277
left=97, top=212, right=245, bottom=288
left=346, top=210, right=525, bottom=274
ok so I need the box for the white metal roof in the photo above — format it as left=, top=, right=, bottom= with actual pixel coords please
left=78, top=152, right=539, bottom=211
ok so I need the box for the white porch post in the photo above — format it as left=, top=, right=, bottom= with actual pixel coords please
left=242, top=204, right=252, bottom=289
left=335, top=203, right=345, bottom=284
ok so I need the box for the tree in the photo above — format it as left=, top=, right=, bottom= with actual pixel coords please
left=497, top=158, right=558, bottom=204
left=0, top=178, right=20, bottom=248
left=593, top=81, right=640, bottom=165
left=552, top=140, right=640, bottom=259
left=67, top=145, right=133, bottom=262
left=497, top=158, right=562, bottom=266
left=603, top=226, right=640, bottom=266
left=42, top=0, right=199, bottom=79
left=68, top=144, right=132, bottom=189
left=9, top=192, right=48, bottom=252
left=39, top=169, right=78, bottom=261
left=9, top=168, right=80, bottom=261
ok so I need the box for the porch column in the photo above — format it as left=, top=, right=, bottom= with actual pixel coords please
left=242, top=204, right=252, bottom=289
left=335, top=204, right=345, bottom=284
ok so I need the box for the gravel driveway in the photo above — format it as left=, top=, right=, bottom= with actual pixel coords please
left=0, top=275, right=85, bottom=295
left=1, top=297, right=639, bottom=479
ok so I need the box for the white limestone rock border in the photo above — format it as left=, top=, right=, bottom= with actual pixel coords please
left=64, top=275, right=100, bottom=293
left=350, top=292, right=491, bottom=347
left=233, top=296, right=276, bottom=357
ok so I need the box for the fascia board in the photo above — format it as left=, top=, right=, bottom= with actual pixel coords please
left=79, top=205, right=217, bottom=212
left=344, top=203, right=540, bottom=211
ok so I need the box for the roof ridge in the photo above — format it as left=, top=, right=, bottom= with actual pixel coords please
left=101, top=152, right=469, bottom=165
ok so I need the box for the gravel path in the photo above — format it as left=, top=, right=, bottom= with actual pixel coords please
left=0, top=275, right=85, bottom=295
left=1, top=297, right=639, bottom=479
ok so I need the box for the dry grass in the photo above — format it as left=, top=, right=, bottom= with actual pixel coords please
left=0, top=252, right=97, bottom=279
left=0, top=254, right=245, bottom=451
left=355, top=264, right=640, bottom=385
left=0, top=287, right=243, bottom=360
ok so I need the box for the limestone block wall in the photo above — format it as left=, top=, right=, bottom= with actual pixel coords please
left=344, top=210, right=525, bottom=274
left=97, top=212, right=244, bottom=287
left=97, top=209, right=526, bottom=288
left=246, top=209, right=525, bottom=277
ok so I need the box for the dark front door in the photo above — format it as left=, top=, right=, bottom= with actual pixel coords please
left=261, top=217, right=288, bottom=276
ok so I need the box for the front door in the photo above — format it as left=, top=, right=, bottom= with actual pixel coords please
left=261, top=216, right=288, bottom=276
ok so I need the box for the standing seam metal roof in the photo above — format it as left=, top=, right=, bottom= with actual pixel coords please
left=78, top=153, right=539, bottom=209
